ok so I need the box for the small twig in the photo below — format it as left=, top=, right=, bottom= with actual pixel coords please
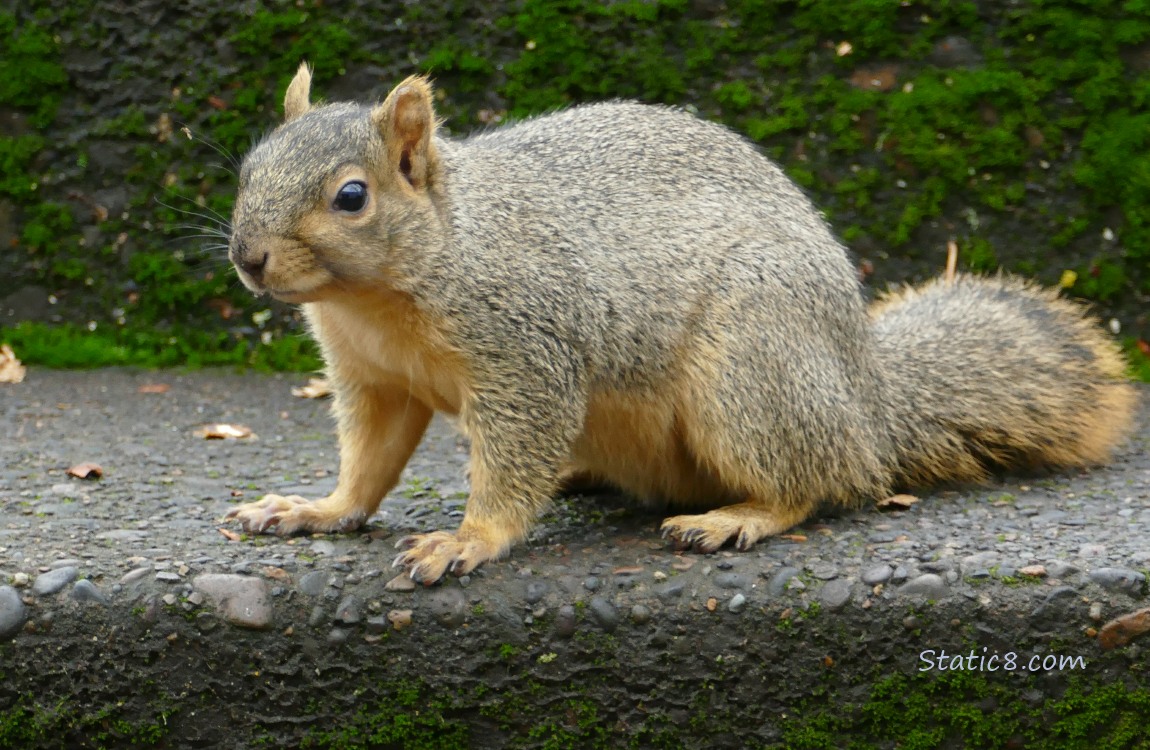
left=944, top=239, right=958, bottom=284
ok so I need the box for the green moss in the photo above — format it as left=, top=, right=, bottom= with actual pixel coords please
left=0, top=696, right=175, bottom=749
left=776, top=672, right=1150, bottom=750
left=296, top=684, right=468, bottom=750
left=1124, top=339, right=1150, bottom=382
left=0, top=135, right=46, bottom=199
left=0, top=12, right=68, bottom=127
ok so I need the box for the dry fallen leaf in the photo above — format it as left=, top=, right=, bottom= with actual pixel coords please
left=291, top=377, right=333, bottom=399
left=877, top=493, right=920, bottom=510
left=779, top=534, right=808, bottom=543
left=66, top=462, right=104, bottom=479
left=218, top=528, right=242, bottom=542
left=195, top=423, right=255, bottom=440
left=138, top=383, right=170, bottom=394
left=0, top=344, right=26, bottom=384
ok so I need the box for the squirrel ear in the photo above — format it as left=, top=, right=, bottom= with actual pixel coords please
left=373, top=76, right=438, bottom=190
left=284, top=62, right=313, bottom=122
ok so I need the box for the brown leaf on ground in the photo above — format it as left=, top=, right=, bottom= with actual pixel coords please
left=0, top=344, right=26, bottom=384
left=195, top=423, right=256, bottom=440
left=1138, top=339, right=1150, bottom=356
left=291, top=377, right=333, bottom=399
left=779, top=534, right=808, bottom=542
left=877, top=494, right=920, bottom=510
left=1098, top=607, right=1150, bottom=651
left=66, top=462, right=104, bottom=479
left=218, top=528, right=242, bottom=542
left=138, top=383, right=170, bottom=394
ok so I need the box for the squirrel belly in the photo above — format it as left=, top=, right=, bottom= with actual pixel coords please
left=224, top=64, right=1138, bottom=583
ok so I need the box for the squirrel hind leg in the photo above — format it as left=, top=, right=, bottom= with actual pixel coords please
left=661, top=500, right=811, bottom=553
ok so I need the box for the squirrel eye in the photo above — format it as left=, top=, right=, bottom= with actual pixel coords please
left=333, top=180, right=368, bottom=213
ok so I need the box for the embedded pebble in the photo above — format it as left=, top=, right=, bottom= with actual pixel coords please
left=630, top=604, right=651, bottom=625
left=387, top=609, right=413, bottom=631
left=768, top=567, right=800, bottom=596
left=899, top=574, right=948, bottom=599
left=335, top=595, right=361, bottom=625
left=425, top=588, right=467, bottom=628
left=554, top=604, right=577, bottom=638
left=0, top=586, right=27, bottom=641
left=583, top=576, right=600, bottom=592
left=861, top=565, right=892, bottom=585
left=298, top=571, right=328, bottom=596
left=11, top=573, right=29, bottom=589
left=384, top=574, right=415, bottom=593
left=309, top=540, right=336, bottom=556
left=1045, top=561, right=1079, bottom=579
left=589, top=597, right=618, bottom=632
left=1088, top=568, right=1146, bottom=594
left=727, top=593, right=747, bottom=614
left=120, top=567, right=151, bottom=585
left=327, top=627, right=349, bottom=645
left=806, top=562, right=838, bottom=580
left=713, top=572, right=747, bottom=590
left=817, top=579, right=852, bottom=611
left=31, top=567, right=78, bottom=596
left=525, top=581, right=548, bottom=604
left=155, top=572, right=181, bottom=583
left=192, top=574, right=273, bottom=630
left=891, top=565, right=909, bottom=584
left=71, top=580, right=108, bottom=605
left=654, top=578, right=686, bottom=601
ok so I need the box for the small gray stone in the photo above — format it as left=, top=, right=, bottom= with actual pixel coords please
left=817, top=579, right=852, bottom=611
left=1088, top=568, right=1146, bottom=594
left=713, top=572, right=747, bottom=590
left=335, top=595, right=361, bottom=625
left=555, top=604, right=577, bottom=638
left=630, top=604, right=651, bottom=625
left=31, top=566, right=78, bottom=596
left=589, top=597, right=618, bottom=632
left=1045, top=561, right=1079, bottom=579
left=861, top=565, right=892, bottom=585
left=768, top=567, right=801, bottom=596
left=308, top=605, right=327, bottom=628
left=365, top=615, right=389, bottom=635
left=327, top=627, right=349, bottom=645
left=525, top=581, right=548, bottom=604
left=192, top=574, right=273, bottom=630
left=310, top=540, right=336, bottom=556
left=298, top=570, right=328, bottom=596
left=120, top=567, right=151, bottom=585
left=384, top=573, right=416, bottom=593
left=806, top=562, right=838, bottom=581
left=0, top=586, right=26, bottom=641
left=899, top=574, right=948, bottom=599
left=71, top=580, right=109, bottom=605
left=583, top=576, right=600, bottom=592
left=727, top=593, right=747, bottom=614
left=155, top=572, right=181, bottom=583
left=891, top=565, right=909, bottom=584
left=425, top=588, right=467, bottom=628
left=654, top=578, right=687, bottom=601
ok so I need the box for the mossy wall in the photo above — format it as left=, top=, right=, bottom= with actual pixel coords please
left=2, top=0, right=1149, bottom=368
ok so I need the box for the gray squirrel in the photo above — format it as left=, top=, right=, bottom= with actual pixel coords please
left=224, top=64, right=1136, bottom=583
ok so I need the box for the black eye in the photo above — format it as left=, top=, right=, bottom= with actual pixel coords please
left=333, top=181, right=367, bottom=213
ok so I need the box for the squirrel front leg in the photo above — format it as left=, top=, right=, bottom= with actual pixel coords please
left=226, top=381, right=432, bottom=535
left=395, top=379, right=584, bottom=584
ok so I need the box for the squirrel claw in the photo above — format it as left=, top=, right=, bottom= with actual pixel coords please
left=391, top=529, right=502, bottom=584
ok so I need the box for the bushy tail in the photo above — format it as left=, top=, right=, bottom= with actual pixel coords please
left=869, top=274, right=1137, bottom=488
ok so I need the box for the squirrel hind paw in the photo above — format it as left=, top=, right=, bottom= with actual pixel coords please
left=661, top=502, right=810, bottom=553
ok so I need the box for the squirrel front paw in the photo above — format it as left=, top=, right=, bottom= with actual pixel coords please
left=393, top=529, right=505, bottom=584
left=224, top=494, right=367, bottom=536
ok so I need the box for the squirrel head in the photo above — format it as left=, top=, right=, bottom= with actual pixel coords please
left=229, top=63, right=441, bottom=301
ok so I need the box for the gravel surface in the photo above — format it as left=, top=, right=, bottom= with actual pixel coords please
left=0, top=369, right=1147, bottom=747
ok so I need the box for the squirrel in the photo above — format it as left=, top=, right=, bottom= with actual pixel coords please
left=224, top=63, right=1137, bottom=584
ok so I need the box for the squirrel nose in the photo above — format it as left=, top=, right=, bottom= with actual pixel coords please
left=231, top=239, right=268, bottom=281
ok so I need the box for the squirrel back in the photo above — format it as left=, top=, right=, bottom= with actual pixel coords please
left=225, top=66, right=1137, bottom=582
